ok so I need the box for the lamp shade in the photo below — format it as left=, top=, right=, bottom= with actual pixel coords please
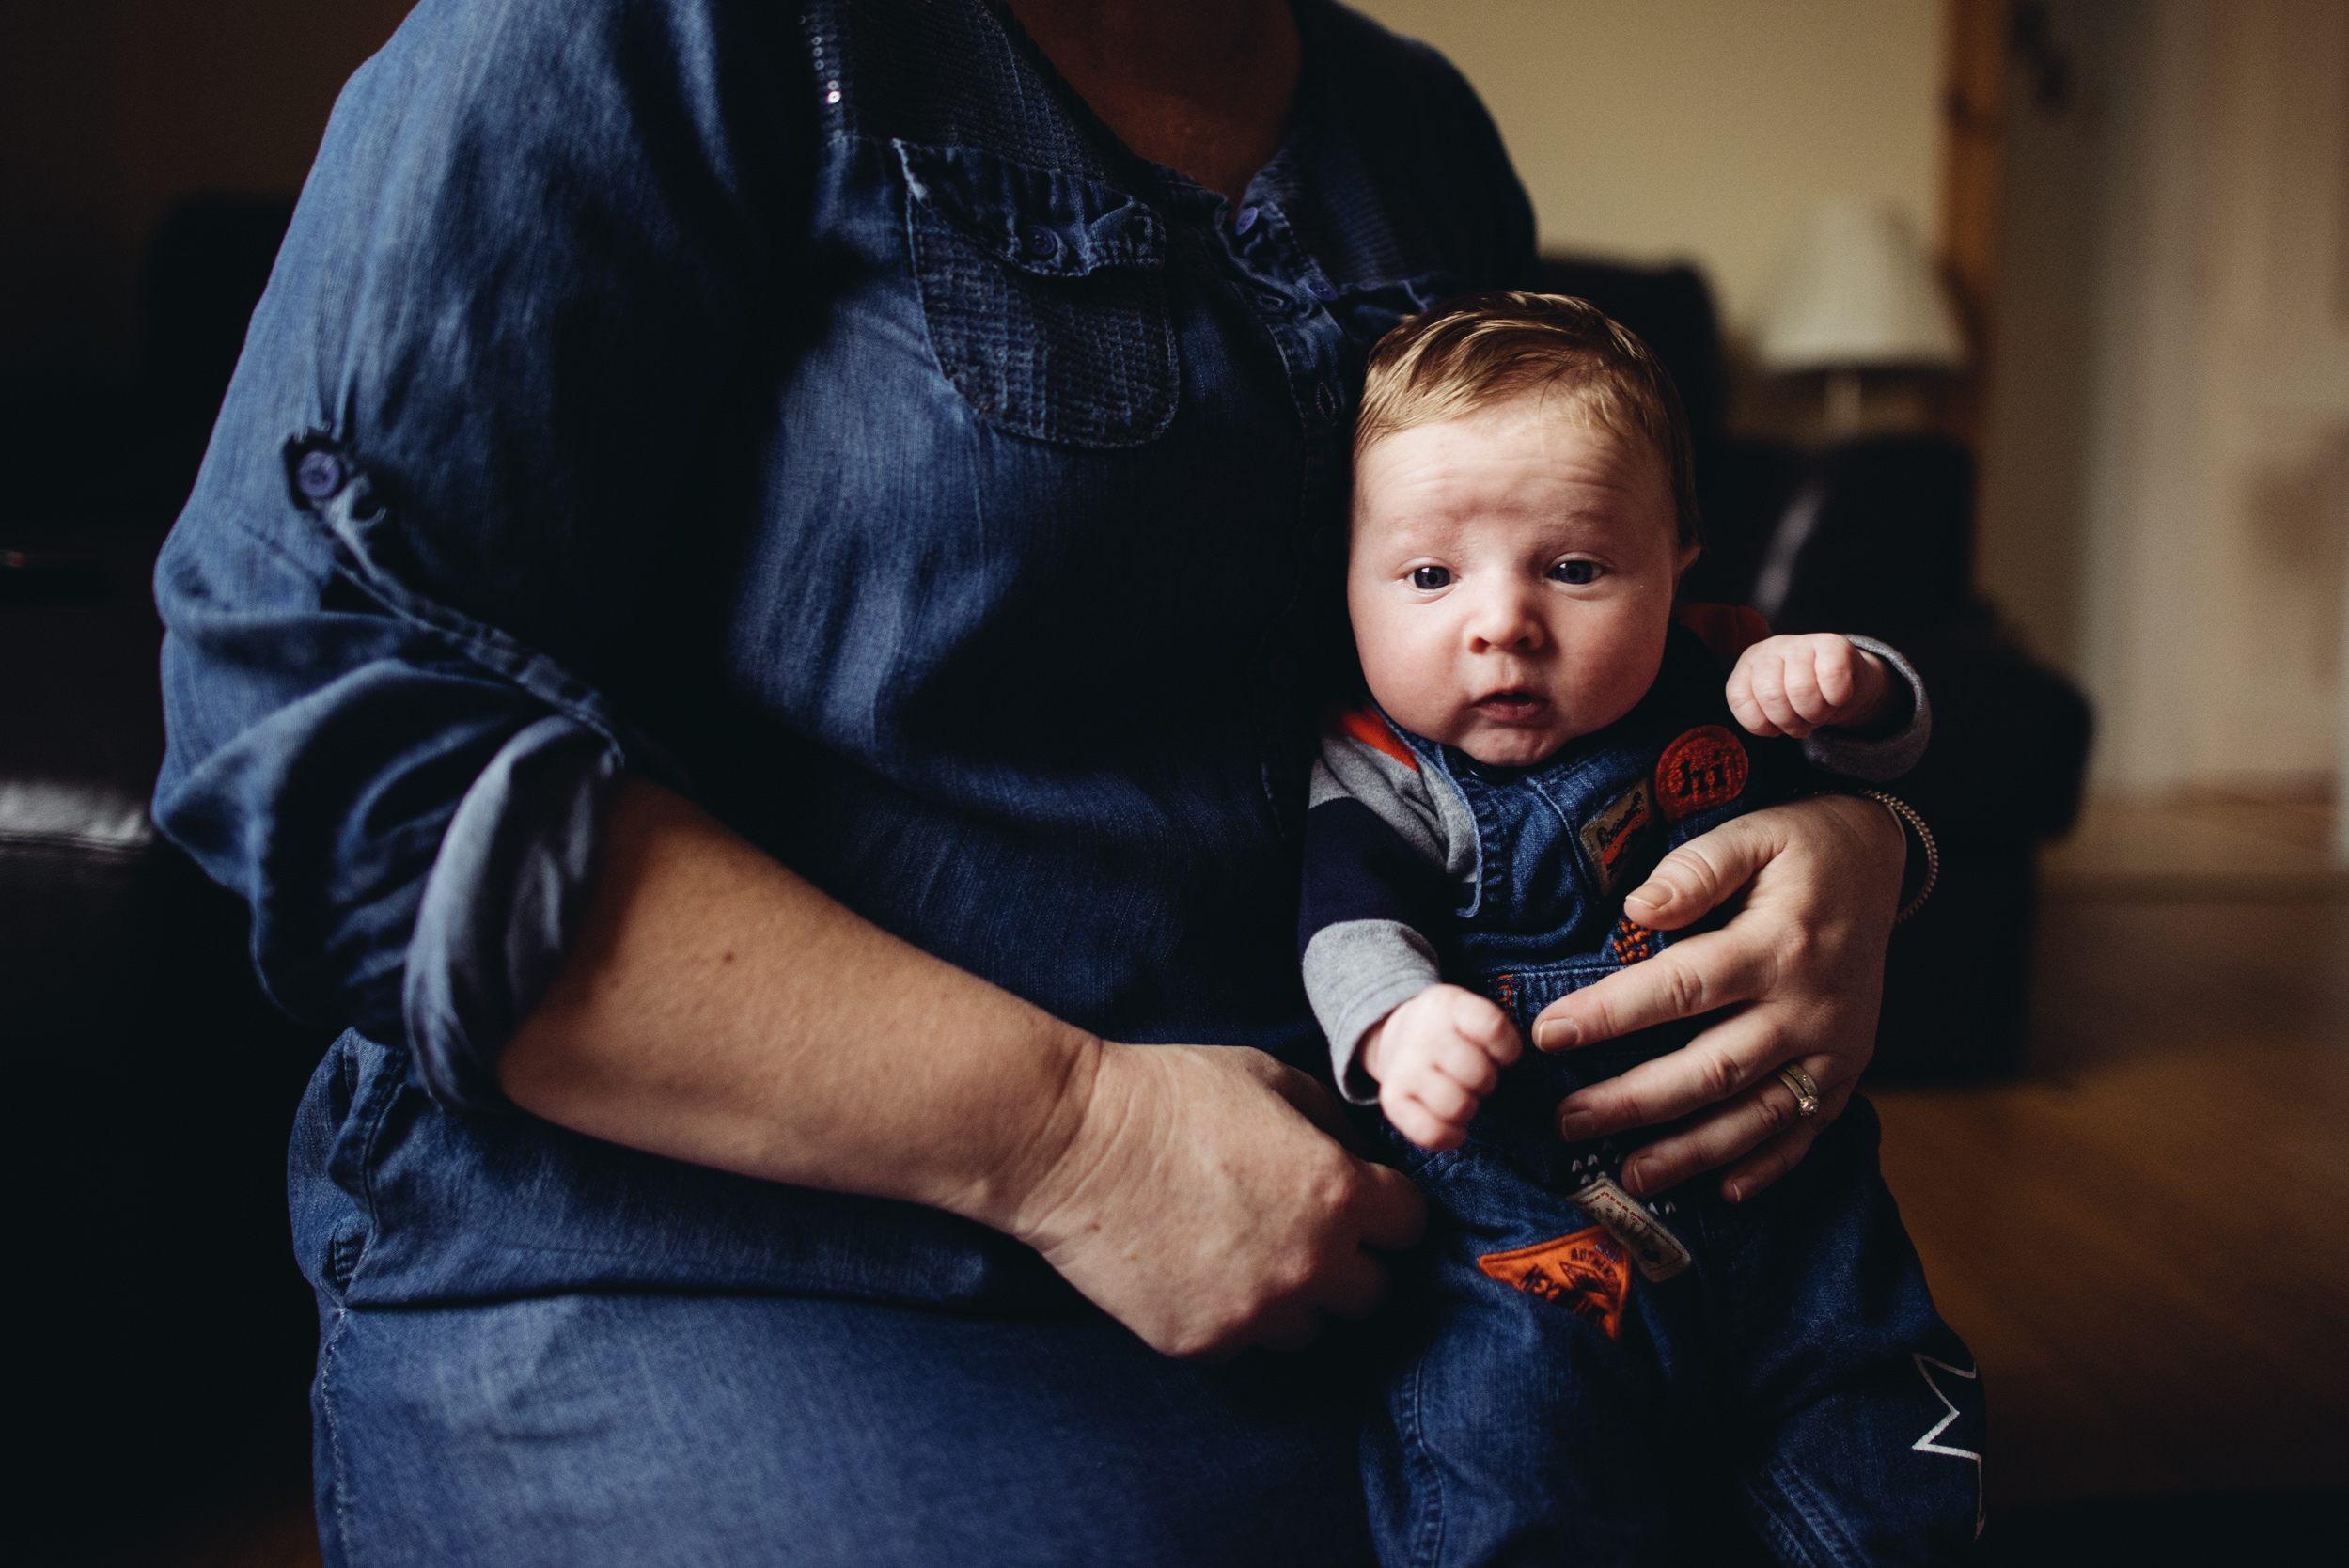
left=1755, top=197, right=1964, bottom=372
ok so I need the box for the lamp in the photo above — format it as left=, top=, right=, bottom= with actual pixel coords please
left=1755, top=197, right=1964, bottom=436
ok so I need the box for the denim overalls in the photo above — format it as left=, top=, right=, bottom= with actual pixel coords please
left=1363, top=629, right=1985, bottom=1568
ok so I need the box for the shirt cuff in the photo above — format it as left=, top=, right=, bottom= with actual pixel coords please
left=402, top=715, right=624, bottom=1111
left=1799, top=635, right=1932, bottom=783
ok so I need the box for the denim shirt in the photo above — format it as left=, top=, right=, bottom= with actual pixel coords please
left=152, top=0, right=1535, bottom=1307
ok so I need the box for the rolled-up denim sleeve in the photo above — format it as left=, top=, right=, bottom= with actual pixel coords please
left=151, top=0, right=809, bottom=1108
left=404, top=717, right=624, bottom=1107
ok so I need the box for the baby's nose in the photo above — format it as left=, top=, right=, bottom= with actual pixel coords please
left=1465, top=585, right=1544, bottom=650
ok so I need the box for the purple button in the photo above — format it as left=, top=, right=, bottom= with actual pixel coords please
left=1233, top=205, right=1260, bottom=234
left=1306, top=276, right=1338, bottom=300
left=1020, top=222, right=1059, bottom=259
left=295, top=449, right=343, bottom=500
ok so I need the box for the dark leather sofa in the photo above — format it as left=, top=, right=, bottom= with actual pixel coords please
left=6, top=195, right=323, bottom=1560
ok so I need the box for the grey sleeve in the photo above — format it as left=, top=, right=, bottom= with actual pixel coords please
left=1800, top=635, right=1932, bottom=783
left=1303, top=919, right=1443, bottom=1105
left=1299, top=733, right=1475, bottom=1104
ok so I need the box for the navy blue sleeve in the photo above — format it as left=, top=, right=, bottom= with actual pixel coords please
left=1297, top=796, right=1452, bottom=959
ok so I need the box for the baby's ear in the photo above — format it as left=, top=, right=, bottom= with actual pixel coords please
left=1674, top=541, right=1701, bottom=579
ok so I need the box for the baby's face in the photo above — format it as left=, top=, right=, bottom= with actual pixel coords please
left=1348, top=395, right=1696, bottom=769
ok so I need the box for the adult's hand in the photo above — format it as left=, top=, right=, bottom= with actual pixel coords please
left=502, top=779, right=1419, bottom=1366
left=1526, top=793, right=1903, bottom=1202
left=1008, top=1043, right=1424, bottom=1360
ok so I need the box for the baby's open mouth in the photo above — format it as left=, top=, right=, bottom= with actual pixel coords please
left=1472, top=691, right=1547, bottom=719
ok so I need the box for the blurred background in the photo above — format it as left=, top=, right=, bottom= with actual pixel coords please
left=3, top=2, right=2341, bottom=1564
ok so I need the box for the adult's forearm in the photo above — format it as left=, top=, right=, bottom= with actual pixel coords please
left=499, top=776, right=1428, bottom=1360
left=496, top=776, right=1098, bottom=1232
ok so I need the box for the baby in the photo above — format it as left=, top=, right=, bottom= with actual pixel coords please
left=1302, top=295, right=1983, bottom=1565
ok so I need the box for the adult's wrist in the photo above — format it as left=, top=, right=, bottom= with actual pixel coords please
left=1857, top=791, right=1908, bottom=917
left=981, top=1027, right=1117, bottom=1245
left=1808, top=789, right=1908, bottom=920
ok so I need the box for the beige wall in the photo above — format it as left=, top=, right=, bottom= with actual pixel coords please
left=1351, top=0, right=1945, bottom=337
left=1369, top=0, right=2347, bottom=801
left=1972, top=0, right=2109, bottom=678
left=2064, top=0, right=2349, bottom=799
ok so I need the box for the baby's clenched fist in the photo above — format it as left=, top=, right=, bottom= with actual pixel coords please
left=1727, top=634, right=1897, bottom=739
left=1359, top=984, right=1523, bottom=1151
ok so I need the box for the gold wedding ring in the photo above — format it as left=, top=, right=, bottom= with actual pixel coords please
left=1775, top=1063, right=1821, bottom=1120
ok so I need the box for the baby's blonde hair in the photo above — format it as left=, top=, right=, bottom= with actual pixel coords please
left=1353, top=291, right=1700, bottom=547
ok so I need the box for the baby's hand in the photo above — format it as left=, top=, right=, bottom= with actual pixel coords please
left=1360, top=984, right=1523, bottom=1151
left=1727, top=634, right=1896, bottom=739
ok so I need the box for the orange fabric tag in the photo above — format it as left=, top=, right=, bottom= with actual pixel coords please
left=1655, top=724, right=1749, bottom=822
left=1336, top=705, right=1418, bottom=771
left=1477, top=1224, right=1634, bottom=1338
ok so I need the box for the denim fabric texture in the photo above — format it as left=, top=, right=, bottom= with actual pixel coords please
left=154, top=0, right=1539, bottom=1556
left=302, top=1200, right=1371, bottom=1568
left=1360, top=630, right=1981, bottom=1565
left=155, top=0, right=1532, bottom=1311
left=1370, top=1101, right=1985, bottom=1568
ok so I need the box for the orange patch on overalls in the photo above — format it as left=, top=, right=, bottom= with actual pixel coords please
left=1655, top=725, right=1749, bottom=823
left=1477, top=1225, right=1634, bottom=1338
left=1608, top=917, right=1659, bottom=965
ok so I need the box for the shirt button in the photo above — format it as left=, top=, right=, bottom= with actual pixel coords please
left=1306, top=276, right=1338, bottom=300
left=294, top=448, right=343, bottom=500
left=1020, top=223, right=1059, bottom=259
left=1234, top=204, right=1260, bottom=234
left=1316, top=382, right=1343, bottom=420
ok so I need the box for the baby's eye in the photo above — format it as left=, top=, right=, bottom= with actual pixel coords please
left=1549, top=559, right=1602, bottom=586
left=1410, top=566, right=1452, bottom=590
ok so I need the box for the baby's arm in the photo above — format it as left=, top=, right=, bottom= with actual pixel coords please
left=1727, top=633, right=1903, bottom=739
left=1359, top=985, right=1519, bottom=1151
left=1301, top=709, right=1516, bottom=1148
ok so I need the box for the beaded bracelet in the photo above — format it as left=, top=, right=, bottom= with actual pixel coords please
left=1859, top=791, right=1938, bottom=924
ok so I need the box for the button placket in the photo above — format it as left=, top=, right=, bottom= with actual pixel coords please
left=1209, top=199, right=1355, bottom=441
left=1190, top=186, right=1362, bottom=823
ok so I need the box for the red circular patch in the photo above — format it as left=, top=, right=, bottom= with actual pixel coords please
left=1655, top=725, right=1749, bottom=822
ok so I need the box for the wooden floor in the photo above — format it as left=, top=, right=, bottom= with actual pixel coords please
left=1877, top=795, right=2349, bottom=1508
left=143, top=798, right=2349, bottom=1563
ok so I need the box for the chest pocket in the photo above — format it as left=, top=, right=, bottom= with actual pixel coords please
left=895, top=140, right=1179, bottom=448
